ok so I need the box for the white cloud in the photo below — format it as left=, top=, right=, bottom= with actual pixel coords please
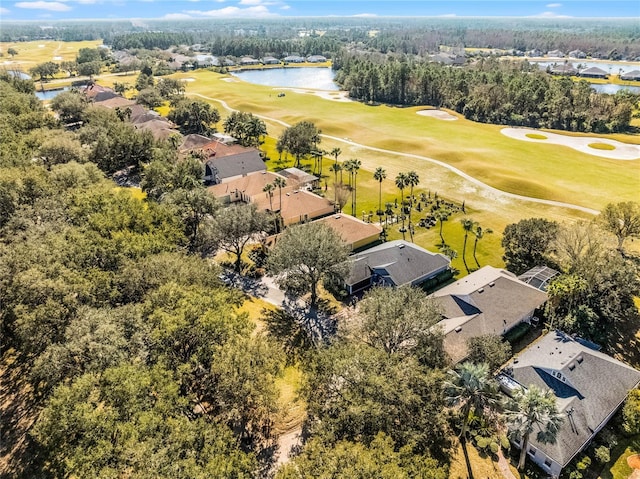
left=438, top=13, right=457, bottom=17
left=351, top=13, right=377, bottom=17
left=280, top=4, right=290, bottom=9
left=15, top=1, right=72, bottom=11
left=76, top=0, right=97, bottom=4
left=546, top=3, right=562, bottom=7
left=163, top=12, right=193, bottom=19
left=239, top=0, right=262, bottom=4
left=532, top=11, right=571, bottom=17
left=185, top=5, right=277, bottom=17
left=0, top=7, right=10, bottom=14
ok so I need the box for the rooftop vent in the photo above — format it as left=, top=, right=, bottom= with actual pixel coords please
left=398, top=244, right=405, bottom=249
left=454, top=326, right=462, bottom=333
left=576, top=356, right=583, bottom=364
left=489, top=282, right=495, bottom=287
left=477, top=288, right=484, bottom=293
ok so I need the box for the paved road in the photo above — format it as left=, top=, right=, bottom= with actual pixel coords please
left=189, top=91, right=600, bottom=216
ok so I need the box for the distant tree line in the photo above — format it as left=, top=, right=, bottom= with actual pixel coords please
left=333, top=53, right=636, bottom=133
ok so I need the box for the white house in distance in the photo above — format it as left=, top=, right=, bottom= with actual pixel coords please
left=499, top=331, right=640, bottom=477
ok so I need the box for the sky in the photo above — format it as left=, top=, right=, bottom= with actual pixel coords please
left=0, top=0, right=638, bottom=21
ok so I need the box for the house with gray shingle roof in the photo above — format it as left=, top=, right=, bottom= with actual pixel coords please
left=621, top=70, right=640, bottom=81
left=346, top=240, right=450, bottom=294
left=431, top=266, right=548, bottom=364
left=501, top=331, right=640, bottom=477
left=204, top=149, right=266, bottom=185
left=579, top=66, right=608, bottom=79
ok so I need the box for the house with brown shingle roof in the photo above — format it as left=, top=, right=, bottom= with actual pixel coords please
left=208, top=171, right=296, bottom=204
left=253, top=189, right=334, bottom=227
left=315, top=213, right=382, bottom=251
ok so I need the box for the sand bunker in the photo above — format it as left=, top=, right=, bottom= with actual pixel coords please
left=501, top=127, right=640, bottom=160
left=221, top=77, right=238, bottom=82
left=274, top=88, right=352, bottom=102
left=417, top=109, right=458, bottom=121
left=183, top=78, right=196, bottom=82
left=53, top=56, right=62, bottom=60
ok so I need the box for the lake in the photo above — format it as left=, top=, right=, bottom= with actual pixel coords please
left=36, top=87, right=69, bottom=100
left=232, top=67, right=339, bottom=91
left=590, top=83, right=640, bottom=95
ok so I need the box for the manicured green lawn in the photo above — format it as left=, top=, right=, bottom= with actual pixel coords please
left=170, top=69, right=640, bottom=213
left=0, top=40, right=103, bottom=67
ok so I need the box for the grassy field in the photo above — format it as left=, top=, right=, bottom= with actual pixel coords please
left=0, top=40, right=103, bottom=69
left=168, top=69, right=639, bottom=214
left=153, top=68, right=637, bottom=270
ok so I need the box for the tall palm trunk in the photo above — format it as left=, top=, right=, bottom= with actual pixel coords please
left=462, top=231, right=470, bottom=273
left=518, top=434, right=530, bottom=471
left=473, top=236, right=481, bottom=268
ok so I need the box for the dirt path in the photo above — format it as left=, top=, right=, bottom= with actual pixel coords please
left=274, top=426, right=303, bottom=469
left=188, top=92, right=600, bottom=217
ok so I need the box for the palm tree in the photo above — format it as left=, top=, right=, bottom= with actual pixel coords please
left=406, top=171, right=420, bottom=232
left=273, top=177, right=287, bottom=232
left=343, top=159, right=355, bottom=189
left=395, top=172, right=408, bottom=240
left=506, top=385, right=564, bottom=471
left=263, top=183, right=277, bottom=231
left=263, top=183, right=274, bottom=211
left=434, top=207, right=449, bottom=245
left=373, top=167, right=387, bottom=222
left=460, top=218, right=478, bottom=274
left=350, top=159, right=361, bottom=216
left=329, top=162, right=342, bottom=206
left=472, top=224, right=493, bottom=268
left=444, top=362, right=500, bottom=479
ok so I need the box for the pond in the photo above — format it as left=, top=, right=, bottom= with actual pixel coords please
left=231, top=67, right=339, bottom=91
left=35, top=87, right=69, bottom=100
left=590, top=83, right=640, bottom=95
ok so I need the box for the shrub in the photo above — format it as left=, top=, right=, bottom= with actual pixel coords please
left=576, top=455, right=591, bottom=471
left=594, top=445, right=610, bottom=464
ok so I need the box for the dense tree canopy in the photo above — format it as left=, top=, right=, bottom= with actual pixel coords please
left=502, top=217, right=559, bottom=275
left=333, top=53, right=636, bottom=133
left=267, top=221, right=350, bottom=308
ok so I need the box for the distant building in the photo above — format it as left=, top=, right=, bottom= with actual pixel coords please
left=431, top=266, right=548, bottom=364
left=549, top=62, right=577, bottom=76
left=568, top=49, right=586, bottom=59
left=240, top=57, right=260, bottom=66
left=346, top=240, right=450, bottom=294
left=621, top=70, right=640, bottom=81
left=578, top=66, right=608, bottom=79
left=526, top=49, right=543, bottom=57
left=547, top=49, right=564, bottom=58
left=261, top=56, right=280, bottom=65
left=283, top=55, right=305, bottom=63
left=306, top=55, right=327, bottom=63
left=430, top=53, right=465, bottom=66
left=501, top=330, right=640, bottom=477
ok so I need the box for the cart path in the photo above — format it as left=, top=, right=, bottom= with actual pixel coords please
left=188, top=92, right=600, bottom=216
